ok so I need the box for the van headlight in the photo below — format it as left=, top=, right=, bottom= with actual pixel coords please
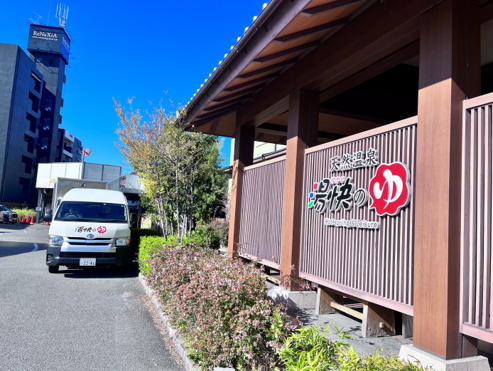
left=49, top=235, right=63, bottom=246
left=115, top=237, right=130, bottom=246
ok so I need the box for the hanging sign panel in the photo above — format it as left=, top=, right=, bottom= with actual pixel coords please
left=307, top=150, right=412, bottom=227
left=299, top=118, right=417, bottom=313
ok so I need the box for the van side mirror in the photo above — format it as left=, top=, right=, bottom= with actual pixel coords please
left=43, top=209, right=52, bottom=222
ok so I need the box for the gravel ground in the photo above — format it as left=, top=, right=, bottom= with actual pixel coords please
left=263, top=271, right=412, bottom=358
left=288, top=305, right=412, bottom=357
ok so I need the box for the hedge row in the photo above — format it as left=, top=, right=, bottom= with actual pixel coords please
left=138, top=236, right=433, bottom=370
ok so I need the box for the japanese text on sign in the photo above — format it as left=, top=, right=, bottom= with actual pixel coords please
left=308, top=177, right=369, bottom=213
left=330, top=148, right=379, bottom=172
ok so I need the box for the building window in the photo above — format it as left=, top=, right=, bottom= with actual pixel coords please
left=26, top=113, right=37, bottom=133
left=24, top=134, right=34, bottom=153
left=42, top=118, right=50, bottom=130
left=40, top=137, right=49, bottom=150
left=63, top=142, right=72, bottom=153
left=44, top=99, right=53, bottom=111
left=28, top=92, right=39, bottom=113
left=22, top=156, right=32, bottom=174
left=19, top=177, right=30, bottom=194
left=49, top=58, right=54, bottom=66
left=31, top=72, right=41, bottom=93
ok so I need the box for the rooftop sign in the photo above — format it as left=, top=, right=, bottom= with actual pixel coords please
left=27, top=24, right=71, bottom=64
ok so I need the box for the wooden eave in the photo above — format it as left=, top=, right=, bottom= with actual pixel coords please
left=184, top=0, right=373, bottom=136
left=185, top=0, right=490, bottom=140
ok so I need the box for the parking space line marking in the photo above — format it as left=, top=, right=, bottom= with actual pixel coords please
left=32, top=243, right=38, bottom=252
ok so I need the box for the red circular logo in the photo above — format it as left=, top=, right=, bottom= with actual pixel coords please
left=369, top=162, right=411, bottom=216
left=97, top=226, right=107, bottom=234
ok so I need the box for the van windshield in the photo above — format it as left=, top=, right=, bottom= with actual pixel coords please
left=54, top=201, right=128, bottom=223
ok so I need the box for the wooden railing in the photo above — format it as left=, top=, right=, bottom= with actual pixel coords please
left=461, top=92, right=493, bottom=343
left=238, top=156, right=286, bottom=268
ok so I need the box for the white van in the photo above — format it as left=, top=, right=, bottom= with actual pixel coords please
left=46, top=188, right=131, bottom=273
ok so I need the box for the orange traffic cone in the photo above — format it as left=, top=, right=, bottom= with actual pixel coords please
left=30, top=216, right=34, bottom=224
left=21, top=215, right=25, bottom=223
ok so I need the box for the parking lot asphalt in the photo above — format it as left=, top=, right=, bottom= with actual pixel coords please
left=0, top=223, right=50, bottom=244
left=0, top=223, right=184, bottom=371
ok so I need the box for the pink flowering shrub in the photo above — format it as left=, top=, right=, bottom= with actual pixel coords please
left=146, top=246, right=300, bottom=370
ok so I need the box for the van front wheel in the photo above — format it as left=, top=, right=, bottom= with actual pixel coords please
left=48, top=266, right=59, bottom=273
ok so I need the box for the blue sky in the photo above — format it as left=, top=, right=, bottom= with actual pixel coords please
left=0, top=1, right=264, bottom=171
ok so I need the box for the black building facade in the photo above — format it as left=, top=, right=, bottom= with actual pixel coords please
left=0, top=24, right=71, bottom=204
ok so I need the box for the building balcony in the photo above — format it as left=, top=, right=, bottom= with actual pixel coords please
left=64, top=132, right=74, bottom=143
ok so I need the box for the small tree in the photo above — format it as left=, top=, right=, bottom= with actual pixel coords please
left=114, top=98, right=227, bottom=239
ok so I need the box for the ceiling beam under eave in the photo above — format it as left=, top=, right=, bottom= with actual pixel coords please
left=186, top=107, right=238, bottom=131
left=319, top=109, right=389, bottom=125
left=301, top=0, right=366, bottom=17
left=204, top=95, right=251, bottom=112
left=253, top=41, right=319, bottom=64
left=256, top=123, right=345, bottom=140
left=224, top=72, right=280, bottom=92
left=209, top=119, right=220, bottom=135
left=255, top=123, right=287, bottom=136
left=197, top=105, right=241, bottom=121
left=214, top=84, right=264, bottom=103
left=480, top=0, right=493, bottom=23
left=319, top=40, right=420, bottom=103
left=238, top=58, right=297, bottom=79
left=273, top=18, right=349, bottom=44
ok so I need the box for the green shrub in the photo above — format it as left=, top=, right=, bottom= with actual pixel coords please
left=12, top=208, right=37, bottom=217
left=336, top=347, right=433, bottom=370
left=138, top=233, right=191, bottom=275
left=279, top=325, right=434, bottom=371
left=162, top=234, right=190, bottom=247
left=138, top=236, right=167, bottom=276
left=279, top=325, right=349, bottom=370
left=189, top=221, right=221, bottom=249
left=147, top=247, right=299, bottom=370
left=130, top=228, right=159, bottom=262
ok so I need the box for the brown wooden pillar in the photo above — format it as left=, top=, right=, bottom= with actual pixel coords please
left=414, top=0, right=480, bottom=358
left=280, top=89, right=319, bottom=289
left=227, top=112, right=255, bottom=258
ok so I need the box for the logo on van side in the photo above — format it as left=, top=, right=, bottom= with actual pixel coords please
left=97, top=226, right=107, bottom=234
left=75, top=226, right=95, bottom=233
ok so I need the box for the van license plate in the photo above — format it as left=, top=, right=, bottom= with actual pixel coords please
left=80, top=258, right=96, bottom=266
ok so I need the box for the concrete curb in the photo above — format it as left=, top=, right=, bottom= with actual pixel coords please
left=399, top=345, right=490, bottom=371
left=138, top=274, right=235, bottom=371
